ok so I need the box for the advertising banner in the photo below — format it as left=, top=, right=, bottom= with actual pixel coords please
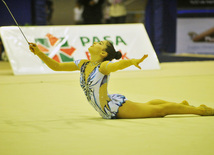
left=176, top=0, right=214, bottom=54
left=176, top=18, right=214, bottom=54
left=1, top=24, right=160, bottom=75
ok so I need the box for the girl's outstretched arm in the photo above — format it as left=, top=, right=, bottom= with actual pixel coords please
left=29, top=43, right=79, bottom=71
left=100, top=54, right=148, bottom=75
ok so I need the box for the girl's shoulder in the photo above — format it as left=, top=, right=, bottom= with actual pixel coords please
left=100, top=60, right=111, bottom=66
left=74, top=59, right=89, bottom=69
left=99, top=60, right=112, bottom=75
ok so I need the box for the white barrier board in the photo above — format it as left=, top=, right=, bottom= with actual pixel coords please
left=1, top=24, right=160, bottom=75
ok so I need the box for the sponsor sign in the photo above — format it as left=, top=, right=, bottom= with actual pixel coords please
left=176, top=0, right=214, bottom=54
left=1, top=24, right=160, bottom=75
left=176, top=18, right=214, bottom=54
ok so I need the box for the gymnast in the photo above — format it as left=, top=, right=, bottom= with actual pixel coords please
left=29, top=41, right=214, bottom=119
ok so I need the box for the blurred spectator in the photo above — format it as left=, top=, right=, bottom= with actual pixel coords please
left=74, top=1, right=84, bottom=24
left=0, top=38, right=7, bottom=61
left=0, top=38, right=2, bottom=61
left=109, top=0, right=134, bottom=24
left=46, top=0, right=54, bottom=25
left=78, top=0, right=105, bottom=24
left=103, top=2, right=111, bottom=24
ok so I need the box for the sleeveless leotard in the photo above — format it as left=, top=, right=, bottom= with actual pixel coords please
left=75, top=60, right=126, bottom=119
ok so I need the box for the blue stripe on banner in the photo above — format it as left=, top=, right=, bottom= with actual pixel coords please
left=177, top=9, right=214, bottom=14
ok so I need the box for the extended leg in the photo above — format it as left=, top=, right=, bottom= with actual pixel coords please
left=117, top=100, right=166, bottom=119
left=147, top=99, right=190, bottom=106
left=146, top=100, right=214, bottom=116
left=117, top=100, right=214, bottom=119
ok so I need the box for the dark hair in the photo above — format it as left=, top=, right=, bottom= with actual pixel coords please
left=103, top=41, right=122, bottom=61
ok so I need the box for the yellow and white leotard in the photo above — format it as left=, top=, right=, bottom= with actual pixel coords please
left=75, top=60, right=126, bottom=119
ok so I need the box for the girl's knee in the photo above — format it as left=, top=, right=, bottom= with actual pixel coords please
left=152, top=106, right=166, bottom=117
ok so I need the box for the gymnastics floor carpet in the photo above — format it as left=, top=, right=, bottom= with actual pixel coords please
left=0, top=61, right=214, bottom=155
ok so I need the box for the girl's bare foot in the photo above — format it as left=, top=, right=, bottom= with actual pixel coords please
left=198, top=104, right=214, bottom=116
left=181, top=100, right=190, bottom=106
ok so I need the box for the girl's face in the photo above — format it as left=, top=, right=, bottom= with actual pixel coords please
left=88, top=40, right=109, bottom=55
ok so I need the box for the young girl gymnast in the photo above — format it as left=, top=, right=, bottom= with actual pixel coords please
left=29, top=41, right=214, bottom=119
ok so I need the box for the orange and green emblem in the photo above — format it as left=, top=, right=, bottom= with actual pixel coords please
left=35, top=33, right=76, bottom=63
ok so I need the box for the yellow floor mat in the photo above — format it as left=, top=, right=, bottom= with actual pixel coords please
left=0, top=61, right=214, bottom=155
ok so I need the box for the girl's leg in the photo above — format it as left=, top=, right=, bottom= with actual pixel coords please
left=147, top=100, right=214, bottom=116
left=117, top=100, right=166, bottom=119
left=146, top=99, right=190, bottom=106
left=117, top=100, right=214, bottom=119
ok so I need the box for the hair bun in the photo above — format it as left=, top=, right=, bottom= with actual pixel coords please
left=115, top=51, right=122, bottom=60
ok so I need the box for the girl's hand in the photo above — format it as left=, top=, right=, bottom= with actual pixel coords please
left=132, top=54, right=148, bottom=69
left=29, top=43, right=40, bottom=55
